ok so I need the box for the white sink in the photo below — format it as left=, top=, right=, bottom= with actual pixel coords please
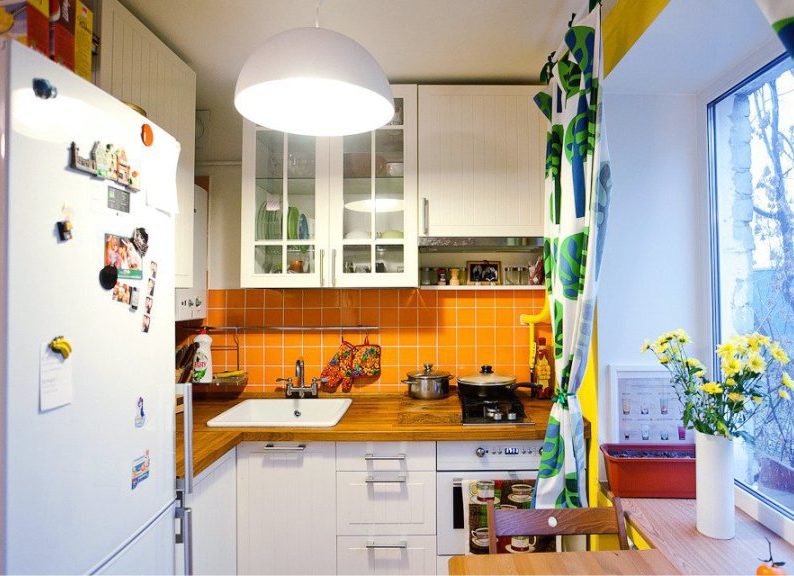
left=206, top=398, right=352, bottom=428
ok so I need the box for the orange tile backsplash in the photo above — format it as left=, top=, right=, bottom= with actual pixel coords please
left=182, top=288, right=548, bottom=393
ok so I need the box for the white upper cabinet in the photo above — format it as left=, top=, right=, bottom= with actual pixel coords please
left=96, top=0, right=197, bottom=288
left=240, top=85, right=418, bottom=288
left=418, top=85, right=545, bottom=237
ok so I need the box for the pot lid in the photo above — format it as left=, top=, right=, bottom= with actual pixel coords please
left=407, top=363, right=451, bottom=380
left=457, top=365, right=516, bottom=386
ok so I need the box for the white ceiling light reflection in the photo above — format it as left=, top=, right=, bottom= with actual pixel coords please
left=11, top=88, right=105, bottom=143
left=344, top=198, right=404, bottom=213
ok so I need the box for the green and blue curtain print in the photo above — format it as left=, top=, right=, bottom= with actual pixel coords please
left=756, top=0, right=794, bottom=59
left=532, top=5, right=611, bottom=510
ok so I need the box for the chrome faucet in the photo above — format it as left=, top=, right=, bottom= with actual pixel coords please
left=277, top=358, right=326, bottom=399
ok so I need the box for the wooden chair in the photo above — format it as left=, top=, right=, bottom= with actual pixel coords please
left=486, top=498, right=629, bottom=553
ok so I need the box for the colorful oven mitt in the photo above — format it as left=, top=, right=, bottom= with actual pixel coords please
left=320, top=339, right=355, bottom=392
left=352, top=336, right=381, bottom=378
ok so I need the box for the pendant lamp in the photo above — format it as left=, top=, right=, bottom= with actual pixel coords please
left=234, top=23, right=394, bottom=136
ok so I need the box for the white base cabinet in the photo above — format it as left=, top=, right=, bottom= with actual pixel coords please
left=176, top=448, right=237, bottom=576
left=337, top=535, right=437, bottom=575
left=237, top=442, right=336, bottom=575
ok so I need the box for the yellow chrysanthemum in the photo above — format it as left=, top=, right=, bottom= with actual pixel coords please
left=752, top=395, right=763, bottom=404
left=722, top=357, right=742, bottom=377
left=782, top=372, right=794, bottom=390
left=725, top=378, right=737, bottom=387
left=686, top=357, right=704, bottom=369
left=695, top=370, right=706, bottom=379
left=770, top=343, right=790, bottom=365
left=640, top=340, right=650, bottom=353
left=730, top=335, right=751, bottom=355
left=746, top=354, right=767, bottom=374
left=701, top=382, right=724, bottom=394
left=779, top=389, right=790, bottom=401
left=674, top=329, right=691, bottom=344
left=728, top=392, right=746, bottom=402
left=747, top=334, right=762, bottom=351
left=659, top=355, right=670, bottom=364
left=716, top=342, right=736, bottom=359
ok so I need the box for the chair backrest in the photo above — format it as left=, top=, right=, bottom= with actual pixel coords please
left=486, top=498, right=629, bottom=553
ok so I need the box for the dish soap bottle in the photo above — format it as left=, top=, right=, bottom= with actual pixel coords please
left=192, top=328, right=213, bottom=383
left=535, top=337, right=553, bottom=397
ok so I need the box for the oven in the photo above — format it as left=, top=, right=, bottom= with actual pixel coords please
left=436, top=440, right=544, bottom=574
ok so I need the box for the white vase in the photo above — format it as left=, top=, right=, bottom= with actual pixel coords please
left=695, top=430, right=735, bottom=539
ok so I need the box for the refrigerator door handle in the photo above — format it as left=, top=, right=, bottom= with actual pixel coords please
left=176, top=382, right=193, bottom=494
left=175, top=505, right=193, bottom=575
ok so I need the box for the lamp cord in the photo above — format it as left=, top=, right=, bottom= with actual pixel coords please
left=315, top=0, right=326, bottom=28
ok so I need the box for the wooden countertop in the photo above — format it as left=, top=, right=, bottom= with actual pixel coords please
left=177, top=390, right=581, bottom=477
left=599, top=484, right=794, bottom=575
left=448, top=549, right=681, bottom=575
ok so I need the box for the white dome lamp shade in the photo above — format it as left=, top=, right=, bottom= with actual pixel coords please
left=234, top=27, right=394, bottom=136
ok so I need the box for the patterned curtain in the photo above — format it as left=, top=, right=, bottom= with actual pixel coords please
left=755, top=0, right=794, bottom=58
left=531, top=4, right=611, bottom=509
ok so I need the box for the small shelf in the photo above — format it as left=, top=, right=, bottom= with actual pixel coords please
left=419, top=285, right=545, bottom=291
left=201, top=325, right=379, bottom=332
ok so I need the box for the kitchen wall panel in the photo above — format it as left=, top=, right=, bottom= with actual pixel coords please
left=185, top=288, right=547, bottom=393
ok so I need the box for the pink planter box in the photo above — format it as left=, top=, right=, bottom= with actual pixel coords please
left=601, top=443, right=696, bottom=499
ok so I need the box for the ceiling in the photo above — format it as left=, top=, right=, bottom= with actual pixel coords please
left=605, top=0, right=776, bottom=95
left=119, top=0, right=582, bottom=162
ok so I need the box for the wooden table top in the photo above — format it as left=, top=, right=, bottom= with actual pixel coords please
left=177, top=390, right=579, bottom=477
left=619, top=496, right=794, bottom=575
left=448, top=549, right=681, bottom=575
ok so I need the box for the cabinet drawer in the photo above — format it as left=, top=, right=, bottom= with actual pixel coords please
left=337, top=535, right=436, bottom=575
left=337, top=442, right=436, bottom=472
left=337, top=471, right=436, bottom=535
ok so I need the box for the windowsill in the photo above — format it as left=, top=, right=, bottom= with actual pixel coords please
left=600, top=484, right=794, bottom=575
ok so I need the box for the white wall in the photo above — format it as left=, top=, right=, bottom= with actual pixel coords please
left=597, top=93, right=711, bottom=445
left=198, top=165, right=242, bottom=289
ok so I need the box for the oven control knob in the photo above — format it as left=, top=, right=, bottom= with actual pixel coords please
left=475, top=447, right=487, bottom=458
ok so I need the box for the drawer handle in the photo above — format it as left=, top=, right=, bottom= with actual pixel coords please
left=262, top=444, right=306, bottom=452
left=364, top=453, right=406, bottom=461
left=365, top=474, right=407, bottom=484
left=366, top=540, right=407, bottom=550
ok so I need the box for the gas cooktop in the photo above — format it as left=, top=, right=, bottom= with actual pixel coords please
left=458, top=390, right=534, bottom=425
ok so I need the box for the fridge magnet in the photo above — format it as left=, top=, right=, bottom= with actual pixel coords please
left=130, top=450, right=150, bottom=490
left=131, top=227, right=149, bottom=257
left=40, top=342, right=73, bottom=412
left=32, top=78, right=57, bottom=99
left=149, top=261, right=158, bottom=279
left=98, top=264, right=118, bottom=289
left=134, top=397, right=146, bottom=428
left=104, top=234, right=143, bottom=280
left=142, top=314, right=151, bottom=333
left=129, top=286, right=139, bottom=311
left=141, top=123, right=154, bottom=147
left=69, top=142, right=96, bottom=174
left=107, top=186, right=130, bottom=213
left=144, top=296, right=153, bottom=315
left=56, top=219, right=73, bottom=241
left=113, top=148, right=131, bottom=184
left=48, top=336, right=72, bottom=360
left=93, top=142, right=111, bottom=178
left=147, top=278, right=155, bottom=297
left=111, top=282, right=132, bottom=305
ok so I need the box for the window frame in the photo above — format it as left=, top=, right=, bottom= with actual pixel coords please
left=706, top=51, right=794, bottom=523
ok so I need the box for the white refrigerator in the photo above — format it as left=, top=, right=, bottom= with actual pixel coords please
left=0, top=41, right=185, bottom=574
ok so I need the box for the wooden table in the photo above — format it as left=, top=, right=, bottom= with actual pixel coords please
left=448, top=549, right=681, bottom=575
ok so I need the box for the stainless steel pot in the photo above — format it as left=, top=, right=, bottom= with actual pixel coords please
left=403, top=363, right=452, bottom=399
left=457, top=365, right=538, bottom=398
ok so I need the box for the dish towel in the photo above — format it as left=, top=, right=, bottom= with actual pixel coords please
left=464, top=479, right=555, bottom=555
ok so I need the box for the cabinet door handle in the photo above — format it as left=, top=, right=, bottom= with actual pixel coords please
left=319, top=249, right=325, bottom=287
left=262, top=443, right=306, bottom=452
left=365, top=474, right=407, bottom=483
left=422, top=197, right=429, bottom=235
left=364, top=453, right=406, bottom=461
left=365, top=540, right=408, bottom=550
left=331, top=249, right=337, bottom=287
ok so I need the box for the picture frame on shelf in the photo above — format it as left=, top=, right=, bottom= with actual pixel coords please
left=607, top=365, right=693, bottom=445
left=466, top=260, right=500, bottom=285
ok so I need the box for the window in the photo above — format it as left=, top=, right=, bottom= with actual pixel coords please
left=710, top=54, right=794, bottom=516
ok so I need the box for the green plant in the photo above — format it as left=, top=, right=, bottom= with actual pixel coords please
left=642, top=330, right=792, bottom=440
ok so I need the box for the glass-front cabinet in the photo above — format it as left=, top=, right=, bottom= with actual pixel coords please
left=240, top=85, right=417, bottom=288
left=329, top=85, right=418, bottom=287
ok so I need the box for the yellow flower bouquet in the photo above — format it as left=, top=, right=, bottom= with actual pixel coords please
left=642, top=330, right=792, bottom=439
